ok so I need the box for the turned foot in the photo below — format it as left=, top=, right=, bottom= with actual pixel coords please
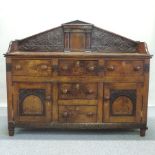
left=8, top=122, right=15, bottom=136
left=140, top=127, right=148, bottom=137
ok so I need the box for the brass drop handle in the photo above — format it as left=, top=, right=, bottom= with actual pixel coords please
left=88, top=66, right=95, bottom=71
left=75, top=83, right=80, bottom=90
left=87, top=112, right=94, bottom=116
left=61, top=88, right=68, bottom=94
left=107, top=65, right=115, bottom=71
left=15, top=64, right=22, bottom=70
left=40, top=64, right=48, bottom=70
left=134, top=66, right=141, bottom=71
left=75, top=61, right=80, bottom=67
left=104, top=95, right=110, bottom=100
left=62, top=111, right=69, bottom=118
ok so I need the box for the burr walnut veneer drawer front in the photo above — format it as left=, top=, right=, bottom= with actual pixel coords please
left=12, top=59, right=51, bottom=76
left=105, top=60, right=143, bottom=76
left=58, top=59, right=103, bottom=76
left=59, top=105, right=97, bottom=123
left=58, top=83, right=98, bottom=99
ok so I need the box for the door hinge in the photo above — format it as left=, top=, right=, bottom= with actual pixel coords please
left=140, top=111, right=143, bottom=122
left=52, top=64, right=58, bottom=71
left=144, top=64, right=149, bottom=73
left=6, top=63, right=12, bottom=72
left=141, top=111, right=143, bottom=117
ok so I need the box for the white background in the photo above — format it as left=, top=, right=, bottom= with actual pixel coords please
left=0, top=0, right=155, bottom=107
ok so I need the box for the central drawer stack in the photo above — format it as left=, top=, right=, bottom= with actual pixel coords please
left=56, top=58, right=104, bottom=123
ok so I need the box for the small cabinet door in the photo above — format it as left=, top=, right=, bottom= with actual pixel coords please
left=13, top=83, right=52, bottom=123
left=103, top=83, right=143, bottom=123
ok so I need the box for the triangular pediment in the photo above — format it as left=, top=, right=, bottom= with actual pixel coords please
left=16, top=20, right=139, bottom=52
left=63, top=20, right=91, bottom=25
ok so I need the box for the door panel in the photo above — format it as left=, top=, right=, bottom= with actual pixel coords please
left=13, top=83, right=52, bottom=122
left=103, top=83, right=142, bottom=123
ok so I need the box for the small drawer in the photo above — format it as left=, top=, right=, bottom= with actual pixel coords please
left=105, top=60, right=143, bottom=76
left=59, top=105, right=97, bottom=123
left=58, top=83, right=98, bottom=99
left=12, top=59, right=51, bottom=76
left=58, top=59, right=102, bottom=76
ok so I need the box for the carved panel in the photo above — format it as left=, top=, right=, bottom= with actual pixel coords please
left=18, top=27, right=64, bottom=51
left=91, top=27, right=138, bottom=52
left=63, top=21, right=93, bottom=51
left=22, top=95, right=42, bottom=115
left=110, top=90, right=136, bottom=116
left=70, top=33, right=85, bottom=50
left=19, top=89, right=45, bottom=116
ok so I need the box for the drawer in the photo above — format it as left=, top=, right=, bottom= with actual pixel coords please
left=105, top=60, right=143, bottom=76
left=58, top=83, right=98, bottom=99
left=12, top=60, right=51, bottom=76
left=59, top=105, right=97, bottom=123
left=58, top=59, right=103, bottom=76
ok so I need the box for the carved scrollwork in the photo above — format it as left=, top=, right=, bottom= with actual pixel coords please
left=91, top=27, right=138, bottom=52
left=17, top=21, right=138, bottom=52
left=18, top=27, right=64, bottom=51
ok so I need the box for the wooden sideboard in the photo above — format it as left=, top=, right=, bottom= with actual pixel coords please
left=5, top=20, right=152, bottom=136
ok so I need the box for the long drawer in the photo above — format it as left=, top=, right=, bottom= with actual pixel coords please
left=58, top=82, right=98, bottom=100
left=58, top=105, right=97, bottom=123
left=105, top=60, right=144, bottom=76
left=12, top=59, right=52, bottom=76
left=58, top=59, right=104, bottom=76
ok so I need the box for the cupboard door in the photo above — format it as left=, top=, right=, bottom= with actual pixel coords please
left=13, top=83, right=52, bottom=123
left=103, top=83, right=142, bottom=123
